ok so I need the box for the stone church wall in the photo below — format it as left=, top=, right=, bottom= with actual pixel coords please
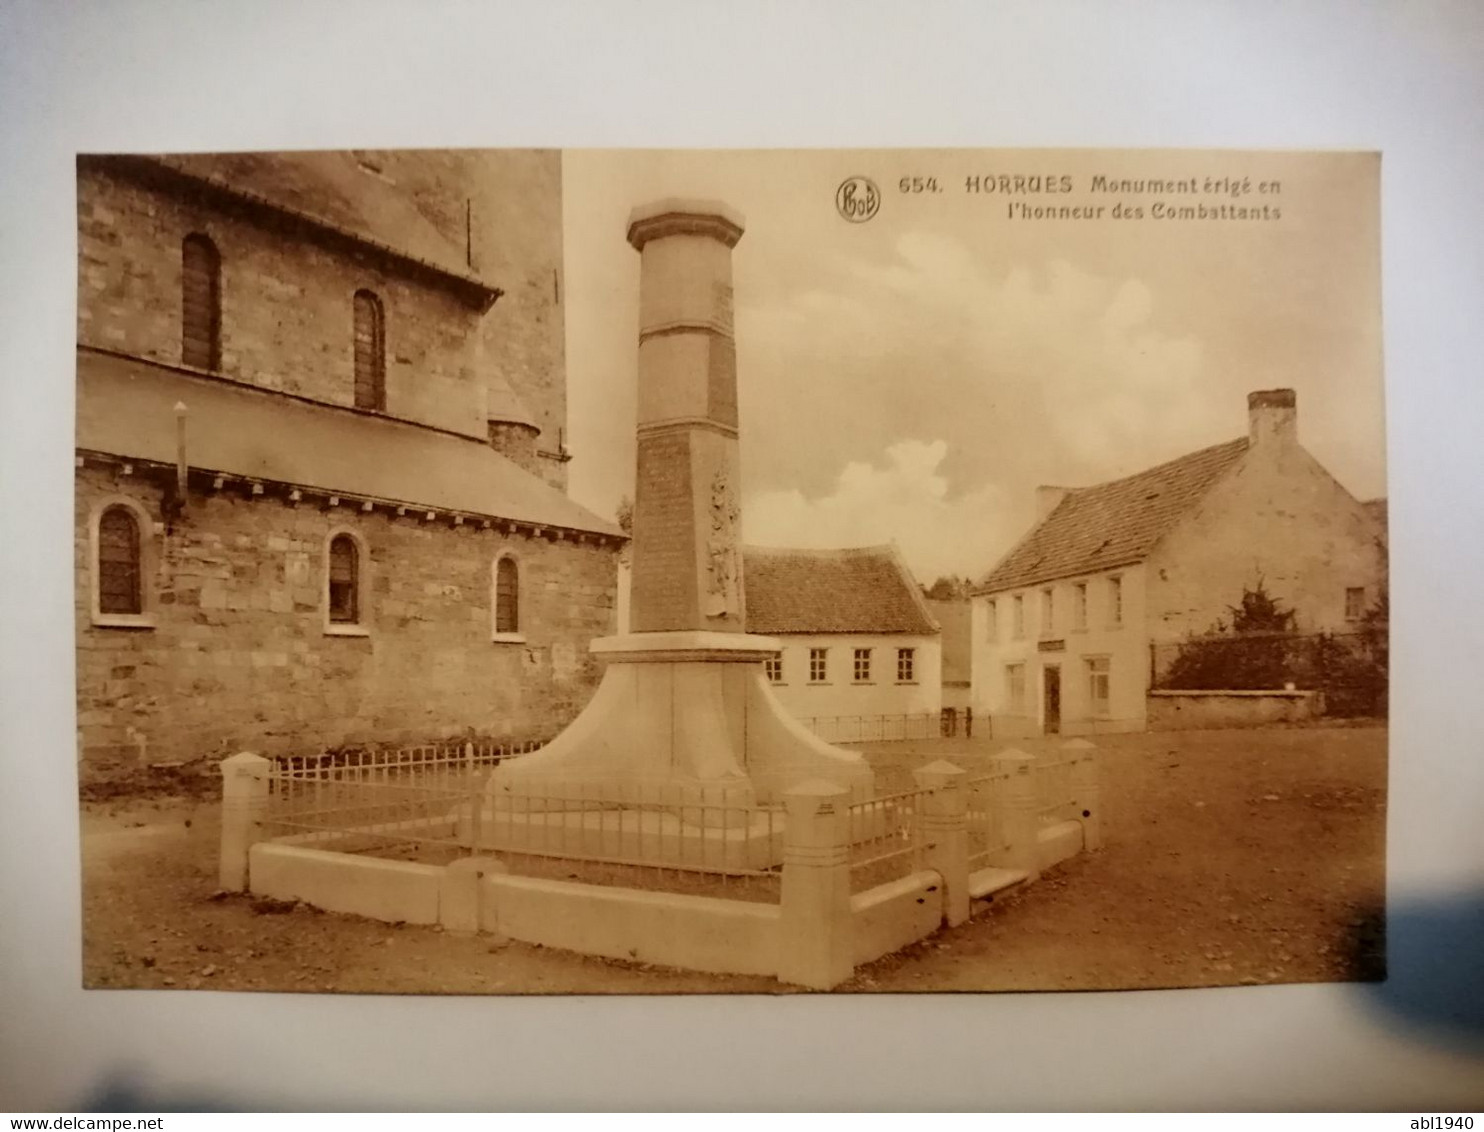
left=77, top=165, right=490, bottom=441
left=337, top=149, right=571, bottom=489
left=75, top=464, right=617, bottom=779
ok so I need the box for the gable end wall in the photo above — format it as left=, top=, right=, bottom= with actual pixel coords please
left=1145, top=442, right=1386, bottom=643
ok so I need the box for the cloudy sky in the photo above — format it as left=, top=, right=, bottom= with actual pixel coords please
left=560, top=149, right=1384, bottom=583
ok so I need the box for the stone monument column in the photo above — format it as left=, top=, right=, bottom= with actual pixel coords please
left=627, top=201, right=747, bottom=633
left=487, top=199, right=872, bottom=833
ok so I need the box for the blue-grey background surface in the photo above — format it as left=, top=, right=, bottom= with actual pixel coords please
left=1, top=0, right=1481, bottom=1112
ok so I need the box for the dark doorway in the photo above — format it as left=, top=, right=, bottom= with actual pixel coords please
left=1043, top=665, right=1061, bottom=735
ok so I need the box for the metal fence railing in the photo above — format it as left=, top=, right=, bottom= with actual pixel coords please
left=482, top=780, right=785, bottom=894
left=271, top=738, right=545, bottom=788
left=260, top=746, right=786, bottom=898
left=1033, top=757, right=1080, bottom=825
left=241, top=738, right=1103, bottom=914
left=260, top=740, right=546, bottom=862
left=965, top=770, right=1012, bottom=870
left=846, top=787, right=926, bottom=892
left=801, top=713, right=944, bottom=744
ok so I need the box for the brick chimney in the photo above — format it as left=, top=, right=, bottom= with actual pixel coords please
left=1036, top=485, right=1070, bottom=520
left=1248, top=388, right=1297, bottom=447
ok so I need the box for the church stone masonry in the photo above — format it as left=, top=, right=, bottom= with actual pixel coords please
left=73, top=151, right=624, bottom=781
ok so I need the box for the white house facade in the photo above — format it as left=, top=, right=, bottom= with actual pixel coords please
left=972, top=563, right=1151, bottom=737
left=970, top=390, right=1387, bottom=736
left=744, top=545, right=941, bottom=726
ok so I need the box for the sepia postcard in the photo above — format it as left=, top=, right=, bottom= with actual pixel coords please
left=75, top=147, right=1386, bottom=995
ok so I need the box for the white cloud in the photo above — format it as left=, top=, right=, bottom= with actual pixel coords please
left=732, top=237, right=1242, bottom=580
left=743, top=439, right=1017, bottom=583
left=737, top=231, right=1231, bottom=501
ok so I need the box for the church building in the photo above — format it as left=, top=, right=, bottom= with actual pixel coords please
left=74, top=150, right=625, bottom=781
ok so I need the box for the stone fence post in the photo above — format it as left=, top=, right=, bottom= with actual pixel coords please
left=1061, top=737, right=1103, bottom=851
left=913, top=759, right=969, bottom=927
left=992, top=747, right=1040, bottom=882
left=778, top=779, right=854, bottom=991
left=218, top=751, right=270, bottom=892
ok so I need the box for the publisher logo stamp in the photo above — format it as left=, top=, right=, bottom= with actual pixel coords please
left=836, top=176, right=880, bottom=223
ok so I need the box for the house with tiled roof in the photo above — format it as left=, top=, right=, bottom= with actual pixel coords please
left=613, top=543, right=942, bottom=725
left=969, top=390, right=1387, bottom=736
left=74, top=150, right=624, bottom=780
left=744, top=545, right=942, bottom=724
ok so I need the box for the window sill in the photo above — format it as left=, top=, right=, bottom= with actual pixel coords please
left=491, top=632, right=527, bottom=644
left=324, top=623, right=371, bottom=638
left=852, top=680, right=876, bottom=686
left=896, top=680, right=919, bottom=686
left=807, top=682, right=833, bottom=687
left=92, top=612, right=156, bottom=631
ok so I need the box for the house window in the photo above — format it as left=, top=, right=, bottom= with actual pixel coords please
left=1013, top=594, right=1025, bottom=639
left=1087, top=656, right=1111, bottom=717
left=1041, top=587, right=1055, bottom=635
left=97, top=505, right=143, bottom=615
left=853, top=648, right=872, bottom=682
left=897, top=647, right=916, bottom=683
left=1074, top=582, right=1088, bottom=632
left=1108, top=575, right=1123, bottom=626
left=1345, top=586, right=1366, bottom=621
left=809, top=648, right=828, bottom=683
left=327, top=534, right=361, bottom=625
left=765, top=653, right=783, bottom=683
left=493, top=555, right=521, bottom=637
left=353, top=289, right=386, bottom=411
left=1006, top=663, right=1026, bottom=713
left=985, top=599, right=998, bottom=641
left=181, top=234, right=221, bottom=370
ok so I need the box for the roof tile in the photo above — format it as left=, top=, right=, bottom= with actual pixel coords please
left=978, top=438, right=1249, bottom=593
left=744, top=545, right=938, bottom=635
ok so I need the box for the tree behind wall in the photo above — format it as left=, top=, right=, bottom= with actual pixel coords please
left=924, top=575, right=973, bottom=600
left=1160, top=582, right=1299, bottom=691
left=1157, top=582, right=1388, bottom=716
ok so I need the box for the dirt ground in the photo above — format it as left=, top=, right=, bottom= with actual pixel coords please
left=80, top=723, right=1386, bottom=995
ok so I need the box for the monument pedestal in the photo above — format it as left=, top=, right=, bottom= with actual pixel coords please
left=488, top=632, right=873, bottom=806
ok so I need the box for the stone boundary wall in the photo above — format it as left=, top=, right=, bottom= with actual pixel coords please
left=1147, top=689, right=1324, bottom=731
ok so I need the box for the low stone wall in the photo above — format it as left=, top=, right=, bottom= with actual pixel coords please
left=249, top=843, right=443, bottom=924
left=1037, top=819, right=1084, bottom=872
left=1147, top=689, right=1324, bottom=730
left=486, top=874, right=781, bottom=977
left=851, top=871, right=943, bottom=967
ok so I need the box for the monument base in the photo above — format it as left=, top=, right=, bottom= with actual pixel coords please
left=486, top=631, right=875, bottom=814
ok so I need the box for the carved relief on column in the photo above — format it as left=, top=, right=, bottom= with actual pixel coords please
left=705, top=468, right=742, bottom=620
